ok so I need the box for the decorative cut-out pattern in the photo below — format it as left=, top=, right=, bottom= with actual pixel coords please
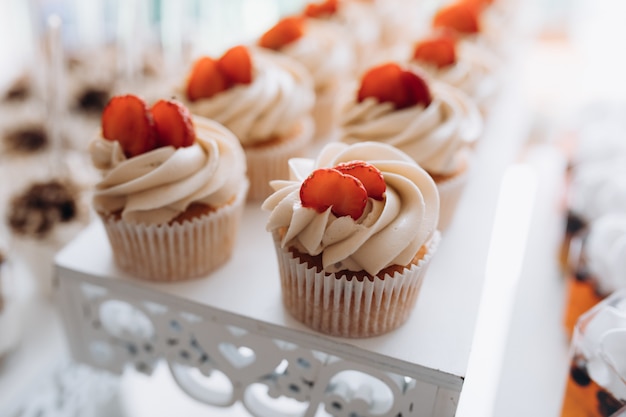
left=57, top=279, right=460, bottom=417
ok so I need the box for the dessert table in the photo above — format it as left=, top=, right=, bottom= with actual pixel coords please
left=50, top=55, right=540, bottom=416
left=0, top=1, right=587, bottom=415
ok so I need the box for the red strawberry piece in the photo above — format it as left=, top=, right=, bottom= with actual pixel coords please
left=101, top=94, right=156, bottom=158
left=185, top=56, right=230, bottom=102
left=258, top=16, right=306, bottom=50
left=334, top=161, right=386, bottom=200
left=150, top=99, right=195, bottom=148
left=218, top=45, right=253, bottom=85
left=413, top=34, right=457, bottom=68
left=304, top=0, right=338, bottom=18
left=462, top=0, right=493, bottom=11
left=433, top=2, right=480, bottom=34
left=300, top=168, right=368, bottom=220
left=357, top=62, right=432, bottom=109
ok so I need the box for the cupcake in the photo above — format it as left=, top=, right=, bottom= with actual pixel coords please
left=262, top=141, right=440, bottom=338
left=258, top=14, right=355, bottom=140
left=343, top=0, right=424, bottom=51
left=563, top=212, right=626, bottom=336
left=560, top=290, right=626, bottom=417
left=338, top=62, right=482, bottom=230
left=561, top=156, right=626, bottom=273
left=431, top=0, right=506, bottom=60
left=411, top=30, right=500, bottom=116
left=7, top=177, right=92, bottom=295
left=300, top=1, right=382, bottom=69
left=177, top=45, right=315, bottom=201
left=90, top=95, right=248, bottom=281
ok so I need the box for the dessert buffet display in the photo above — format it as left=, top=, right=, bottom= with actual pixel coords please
left=7, top=0, right=625, bottom=416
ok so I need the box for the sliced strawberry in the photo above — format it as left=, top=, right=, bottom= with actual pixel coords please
left=150, top=99, right=195, bottom=148
left=334, top=161, right=386, bottom=200
left=101, top=94, right=156, bottom=158
left=258, top=16, right=306, bottom=50
left=433, top=2, right=480, bottom=34
left=357, top=63, right=432, bottom=109
left=413, top=34, right=457, bottom=68
left=462, top=0, right=493, bottom=11
left=218, top=45, right=253, bottom=85
left=304, top=0, right=338, bottom=18
left=186, top=56, right=230, bottom=102
left=300, top=168, right=367, bottom=220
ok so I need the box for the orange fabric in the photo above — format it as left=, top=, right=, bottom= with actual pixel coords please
left=563, top=278, right=603, bottom=336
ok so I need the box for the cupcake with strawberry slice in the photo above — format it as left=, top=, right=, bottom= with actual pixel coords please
left=258, top=13, right=355, bottom=140
left=90, top=95, right=248, bottom=281
left=432, top=0, right=506, bottom=61
left=263, top=141, right=440, bottom=338
left=411, top=30, right=500, bottom=116
left=179, top=44, right=315, bottom=201
left=338, top=62, right=482, bottom=230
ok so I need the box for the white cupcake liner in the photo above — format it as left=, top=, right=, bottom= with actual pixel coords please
left=273, top=231, right=441, bottom=338
left=436, top=168, right=470, bottom=231
left=245, top=117, right=314, bottom=201
left=101, top=183, right=248, bottom=282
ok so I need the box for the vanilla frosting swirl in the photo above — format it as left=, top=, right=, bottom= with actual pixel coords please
left=413, top=41, right=500, bottom=108
left=90, top=116, right=247, bottom=224
left=280, top=19, right=355, bottom=93
left=181, top=47, right=314, bottom=146
left=263, top=142, right=439, bottom=275
left=339, top=80, right=482, bottom=175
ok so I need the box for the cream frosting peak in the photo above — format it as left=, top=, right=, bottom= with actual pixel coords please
left=181, top=47, right=314, bottom=146
left=339, top=80, right=482, bottom=175
left=263, top=142, right=439, bottom=275
left=280, top=18, right=355, bottom=93
left=90, top=116, right=247, bottom=224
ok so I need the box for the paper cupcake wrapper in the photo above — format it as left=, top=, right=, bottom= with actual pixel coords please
left=245, top=117, right=314, bottom=201
left=273, top=231, right=441, bottom=338
left=436, top=168, right=470, bottom=231
left=101, top=184, right=248, bottom=282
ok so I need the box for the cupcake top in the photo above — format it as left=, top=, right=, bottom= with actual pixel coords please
left=339, top=62, right=482, bottom=175
left=411, top=31, right=499, bottom=108
left=263, top=141, right=439, bottom=275
left=90, top=95, right=247, bottom=225
left=179, top=45, right=314, bottom=145
left=584, top=213, right=626, bottom=295
left=431, top=1, right=495, bottom=48
left=258, top=15, right=355, bottom=94
left=303, top=0, right=383, bottom=70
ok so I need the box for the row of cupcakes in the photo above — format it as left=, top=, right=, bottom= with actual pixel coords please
left=557, top=101, right=626, bottom=337
left=90, top=92, right=440, bottom=338
left=87, top=0, right=522, bottom=339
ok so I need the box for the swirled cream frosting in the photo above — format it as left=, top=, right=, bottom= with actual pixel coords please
left=90, top=116, right=247, bottom=225
left=262, top=142, right=440, bottom=275
left=414, top=41, right=499, bottom=108
left=279, top=18, right=355, bottom=94
left=181, top=47, right=314, bottom=146
left=339, top=80, right=482, bottom=175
